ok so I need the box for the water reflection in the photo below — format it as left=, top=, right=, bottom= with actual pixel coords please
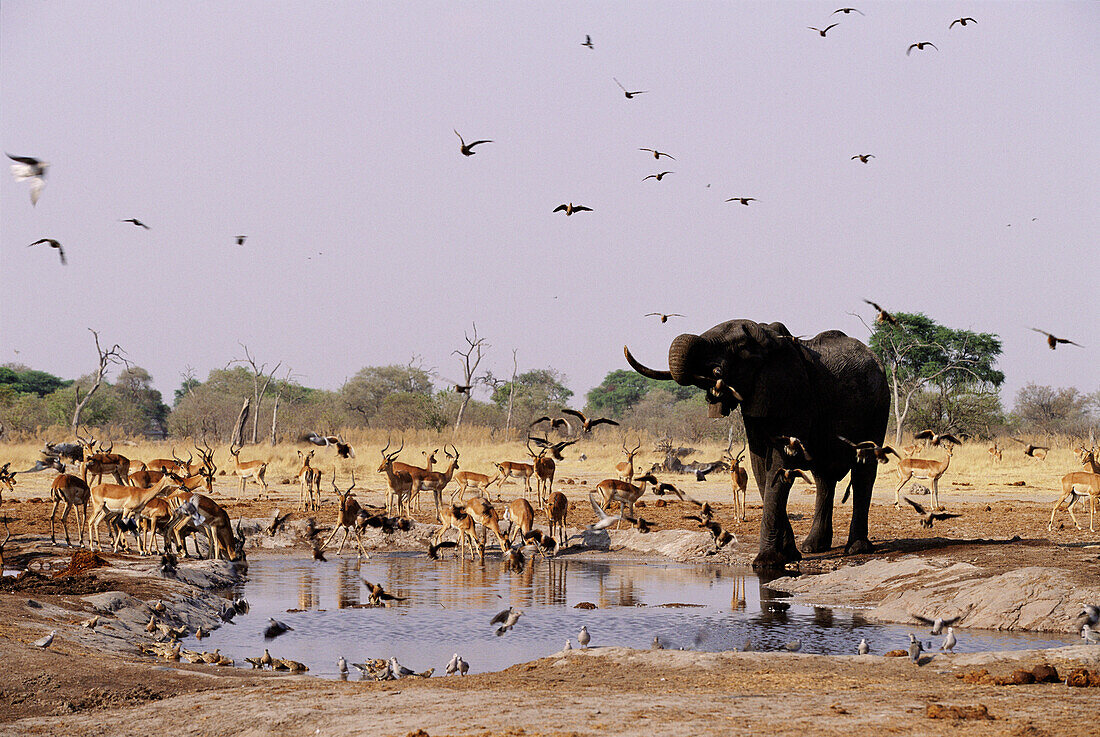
left=196, top=554, right=1077, bottom=680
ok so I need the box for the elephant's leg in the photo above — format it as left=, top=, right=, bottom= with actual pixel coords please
left=801, top=477, right=838, bottom=553
left=753, top=481, right=802, bottom=570
left=845, top=463, right=877, bottom=555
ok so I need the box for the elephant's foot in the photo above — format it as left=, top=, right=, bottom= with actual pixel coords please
left=753, top=544, right=802, bottom=571
left=844, top=538, right=875, bottom=555
left=800, top=527, right=833, bottom=554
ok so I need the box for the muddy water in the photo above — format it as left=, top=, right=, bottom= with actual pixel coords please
left=189, top=554, right=1077, bottom=679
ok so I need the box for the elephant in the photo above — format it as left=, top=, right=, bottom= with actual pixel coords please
left=625, top=319, right=889, bottom=570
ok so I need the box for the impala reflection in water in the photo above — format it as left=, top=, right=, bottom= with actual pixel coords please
left=191, top=554, right=1077, bottom=679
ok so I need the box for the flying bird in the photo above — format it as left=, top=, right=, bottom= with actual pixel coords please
left=1008, top=437, right=1048, bottom=458
left=587, top=493, right=624, bottom=531
left=453, top=384, right=472, bottom=394
left=530, top=416, right=572, bottom=433
left=120, top=218, right=150, bottom=229
left=645, top=312, right=683, bottom=323
left=264, top=618, right=293, bottom=639
left=643, top=171, right=674, bottom=181
left=912, top=613, right=961, bottom=635
left=907, top=41, right=938, bottom=55
left=772, top=468, right=815, bottom=486
left=553, top=202, right=593, bottom=216
left=903, top=497, right=961, bottom=528
left=1029, top=328, right=1082, bottom=350
left=561, top=408, right=619, bottom=433
left=235, top=235, right=247, bottom=246
left=426, top=539, right=458, bottom=560
left=833, top=7, right=864, bottom=14
left=774, top=435, right=813, bottom=461
left=838, top=436, right=900, bottom=464
left=639, top=148, right=674, bottom=160
left=863, top=299, right=899, bottom=326
left=267, top=508, right=291, bottom=536
left=808, top=23, right=839, bottom=37
left=913, top=430, right=962, bottom=447
left=27, top=238, right=66, bottom=265
left=613, top=78, right=647, bottom=98
left=454, top=129, right=492, bottom=156
left=528, top=435, right=578, bottom=460
left=363, top=579, right=407, bottom=605
left=725, top=197, right=756, bottom=205
left=582, top=34, right=594, bottom=49
left=490, top=606, right=523, bottom=636
left=7, top=153, right=48, bottom=205
left=852, top=154, right=874, bottom=163
left=949, top=17, right=977, bottom=28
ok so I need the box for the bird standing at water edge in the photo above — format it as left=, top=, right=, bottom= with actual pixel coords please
left=858, top=639, right=869, bottom=655
left=940, top=627, right=957, bottom=652
left=578, top=626, right=590, bottom=648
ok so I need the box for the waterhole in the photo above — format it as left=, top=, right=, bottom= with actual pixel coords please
left=189, top=554, right=1076, bottom=679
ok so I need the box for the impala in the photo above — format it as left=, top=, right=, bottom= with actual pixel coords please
left=1048, top=472, right=1100, bottom=532
left=228, top=441, right=268, bottom=498
left=615, top=441, right=642, bottom=484
left=176, top=493, right=244, bottom=561
left=378, top=441, right=414, bottom=516
left=87, top=474, right=177, bottom=553
left=138, top=497, right=175, bottom=555
left=493, top=459, right=535, bottom=498
left=81, top=442, right=132, bottom=486
left=0, top=463, right=15, bottom=505
left=420, top=444, right=460, bottom=521
left=526, top=438, right=555, bottom=508
left=431, top=503, right=483, bottom=560
left=318, top=471, right=367, bottom=558
left=545, top=491, right=568, bottom=546
left=724, top=440, right=749, bottom=522
left=1076, top=446, right=1100, bottom=474
left=49, top=470, right=91, bottom=547
left=987, top=443, right=1002, bottom=464
left=594, top=473, right=658, bottom=527
left=462, top=496, right=511, bottom=553
left=296, top=449, right=322, bottom=512
left=505, top=498, right=536, bottom=544
left=385, top=448, right=437, bottom=512
left=893, top=444, right=954, bottom=511
left=129, top=468, right=168, bottom=488
left=452, top=469, right=493, bottom=502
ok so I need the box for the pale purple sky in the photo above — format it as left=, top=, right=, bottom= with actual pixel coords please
left=2, top=2, right=1098, bottom=407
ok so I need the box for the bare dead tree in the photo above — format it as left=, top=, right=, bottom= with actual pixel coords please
left=505, top=348, right=518, bottom=433
left=452, top=324, right=488, bottom=432
left=228, top=344, right=281, bottom=444
left=231, top=398, right=251, bottom=447
left=270, top=367, right=295, bottom=446
left=71, top=329, right=130, bottom=432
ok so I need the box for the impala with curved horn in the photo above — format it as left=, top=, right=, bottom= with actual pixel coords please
left=624, top=319, right=889, bottom=570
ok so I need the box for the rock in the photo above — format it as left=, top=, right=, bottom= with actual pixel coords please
left=1031, top=664, right=1059, bottom=683
left=925, top=703, right=993, bottom=720
left=574, top=602, right=596, bottom=609
left=958, top=669, right=991, bottom=684
left=654, top=499, right=666, bottom=508
left=993, top=669, right=1035, bottom=685
left=634, top=500, right=646, bottom=507
left=1065, top=668, right=1100, bottom=687
left=884, top=649, right=908, bottom=657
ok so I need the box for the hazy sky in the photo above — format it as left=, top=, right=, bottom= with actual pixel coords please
left=2, top=2, right=1097, bottom=408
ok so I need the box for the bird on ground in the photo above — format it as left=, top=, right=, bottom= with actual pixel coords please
left=389, top=657, right=417, bottom=678
left=267, top=509, right=291, bottom=536
left=908, top=633, right=923, bottom=663
left=245, top=656, right=264, bottom=669
left=152, top=601, right=167, bottom=614
left=632, top=516, right=653, bottom=534
left=1080, top=604, right=1100, bottom=627
left=725, top=197, right=756, bottom=205
left=652, top=635, right=663, bottom=650
left=564, top=640, right=572, bottom=650
left=457, top=656, right=469, bottom=675
left=858, top=639, right=869, bottom=655
left=201, top=649, right=221, bottom=664
left=145, top=615, right=158, bottom=633
left=913, top=430, right=963, bottom=447
left=426, top=539, right=458, bottom=560
left=851, top=154, right=874, bottom=163
left=446, top=653, right=460, bottom=675
left=1029, top=328, right=1082, bottom=350
left=863, top=299, right=899, bottom=326
left=904, top=497, right=961, bottom=529
left=578, top=626, right=591, bottom=648
left=775, top=435, right=813, bottom=461
left=645, top=312, right=683, bottom=323
left=120, top=218, right=150, bottom=229
left=553, top=202, right=593, bottom=216
left=454, top=129, right=492, bottom=156
left=363, top=580, right=406, bottom=605
left=1008, top=437, right=1049, bottom=458
left=81, top=615, right=100, bottom=629
left=784, top=639, right=802, bottom=652
left=639, top=148, right=674, bottom=160
left=264, top=618, right=293, bottom=639
left=582, top=34, right=594, bottom=49
left=940, top=627, right=957, bottom=652
left=838, top=437, right=900, bottom=464
left=312, top=543, right=327, bottom=562
left=1082, top=626, right=1100, bottom=645
left=235, top=235, right=247, bottom=245
left=683, top=514, right=735, bottom=551
left=233, top=597, right=249, bottom=615
left=159, top=553, right=178, bottom=578
left=491, top=606, right=523, bottom=636
left=907, top=41, right=938, bottom=55
left=833, top=7, right=863, bottom=14
left=950, top=17, right=977, bottom=28
left=27, top=238, right=66, bottom=265
left=194, top=626, right=207, bottom=639
left=613, top=78, right=647, bottom=98
left=7, top=153, right=48, bottom=205
left=260, top=649, right=274, bottom=667
left=808, top=24, right=839, bottom=37
left=562, top=408, right=619, bottom=433
left=34, top=631, right=56, bottom=648
left=911, top=613, right=960, bottom=635
left=643, top=171, right=674, bottom=181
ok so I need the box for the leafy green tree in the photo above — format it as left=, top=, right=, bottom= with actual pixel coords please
left=868, top=312, right=1004, bottom=443
left=490, top=369, right=573, bottom=427
left=341, top=365, right=435, bottom=423
left=0, top=366, right=71, bottom=397
left=585, top=370, right=701, bottom=419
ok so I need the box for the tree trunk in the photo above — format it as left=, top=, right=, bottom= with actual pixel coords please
left=270, top=393, right=280, bottom=446
left=231, top=398, right=251, bottom=446
left=454, top=394, right=470, bottom=432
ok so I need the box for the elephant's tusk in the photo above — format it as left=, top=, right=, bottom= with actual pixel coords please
left=624, top=346, right=673, bottom=381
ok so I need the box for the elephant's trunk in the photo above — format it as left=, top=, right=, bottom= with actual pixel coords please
left=668, top=334, right=707, bottom=385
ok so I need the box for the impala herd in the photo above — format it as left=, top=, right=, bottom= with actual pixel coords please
left=1, top=428, right=1097, bottom=568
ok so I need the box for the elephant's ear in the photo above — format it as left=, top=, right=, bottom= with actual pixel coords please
left=741, top=341, right=811, bottom=419
left=743, top=322, right=787, bottom=352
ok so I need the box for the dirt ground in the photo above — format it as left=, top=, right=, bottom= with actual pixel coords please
left=2, top=464, right=1100, bottom=736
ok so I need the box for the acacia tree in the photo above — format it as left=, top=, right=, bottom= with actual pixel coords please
left=867, top=312, right=1004, bottom=444
left=71, top=329, right=129, bottom=432
left=452, top=324, right=488, bottom=431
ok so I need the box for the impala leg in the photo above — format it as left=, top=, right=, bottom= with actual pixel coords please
left=319, top=524, right=343, bottom=552
left=336, top=527, right=350, bottom=555
left=49, top=499, right=62, bottom=545
left=894, top=472, right=912, bottom=508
